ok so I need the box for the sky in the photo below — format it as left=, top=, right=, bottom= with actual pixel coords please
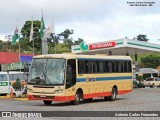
left=0, top=0, right=160, bottom=43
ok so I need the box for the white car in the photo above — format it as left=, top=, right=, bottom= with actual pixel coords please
left=142, top=77, right=160, bottom=88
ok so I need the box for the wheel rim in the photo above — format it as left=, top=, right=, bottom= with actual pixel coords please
left=112, top=89, right=116, bottom=99
left=75, top=93, right=80, bottom=103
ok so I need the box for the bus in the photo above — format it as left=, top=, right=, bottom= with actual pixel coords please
left=27, top=54, right=133, bottom=105
left=0, top=71, right=26, bottom=95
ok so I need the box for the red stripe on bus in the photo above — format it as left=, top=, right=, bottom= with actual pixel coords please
left=83, top=90, right=131, bottom=99
left=83, top=92, right=112, bottom=99
left=27, top=90, right=132, bottom=101
left=118, top=90, right=132, bottom=95
left=53, top=96, right=74, bottom=101
left=27, top=95, right=74, bottom=102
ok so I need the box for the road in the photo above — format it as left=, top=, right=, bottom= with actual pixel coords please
left=0, top=88, right=160, bottom=119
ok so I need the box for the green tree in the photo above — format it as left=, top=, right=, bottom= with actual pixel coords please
left=13, top=78, right=21, bottom=90
left=141, top=54, right=160, bottom=68
left=21, top=20, right=41, bottom=53
left=73, top=38, right=84, bottom=45
left=58, top=29, right=74, bottom=40
left=58, top=29, right=74, bottom=51
left=56, top=43, right=70, bottom=53
left=0, top=40, right=4, bottom=51
left=3, top=41, right=12, bottom=52
left=137, top=34, right=149, bottom=42
left=48, top=30, right=85, bottom=53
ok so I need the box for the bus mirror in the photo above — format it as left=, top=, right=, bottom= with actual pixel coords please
left=24, top=64, right=31, bottom=72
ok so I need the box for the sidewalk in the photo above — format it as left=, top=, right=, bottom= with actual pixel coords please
left=14, top=94, right=28, bottom=101
left=0, top=94, right=28, bottom=100
left=14, top=97, right=28, bottom=101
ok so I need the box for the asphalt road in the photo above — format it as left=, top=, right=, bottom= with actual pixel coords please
left=0, top=88, right=160, bottom=120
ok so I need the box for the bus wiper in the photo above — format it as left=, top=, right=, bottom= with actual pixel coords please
left=27, top=78, right=45, bottom=85
left=41, top=71, right=48, bottom=84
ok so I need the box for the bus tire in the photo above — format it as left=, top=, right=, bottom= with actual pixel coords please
left=71, top=91, right=81, bottom=105
left=108, top=87, right=117, bottom=101
left=43, top=100, right=52, bottom=105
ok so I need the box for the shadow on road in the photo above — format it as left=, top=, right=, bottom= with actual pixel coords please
left=34, top=97, right=127, bottom=107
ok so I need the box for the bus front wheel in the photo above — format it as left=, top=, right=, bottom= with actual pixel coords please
left=71, top=92, right=81, bottom=105
left=43, top=100, right=52, bottom=105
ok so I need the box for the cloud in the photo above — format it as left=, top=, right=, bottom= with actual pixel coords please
left=0, top=0, right=108, bottom=33
left=0, top=0, right=160, bottom=44
left=68, top=13, right=160, bottom=43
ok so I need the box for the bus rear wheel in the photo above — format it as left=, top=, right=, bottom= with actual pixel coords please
left=43, top=100, right=52, bottom=105
left=71, top=92, right=81, bottom=105
left=108, top=87, right=117, bottom=101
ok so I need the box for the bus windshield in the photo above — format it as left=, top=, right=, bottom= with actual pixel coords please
left=29, top=58, right=65, bottom=85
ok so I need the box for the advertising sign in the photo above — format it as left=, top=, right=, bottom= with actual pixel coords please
left=80, top=41, right=116, bottom=52
left=89, top=42, right=116, bottom=50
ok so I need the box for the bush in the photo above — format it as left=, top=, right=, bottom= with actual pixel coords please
left=13, top=78, right=21, bottom=90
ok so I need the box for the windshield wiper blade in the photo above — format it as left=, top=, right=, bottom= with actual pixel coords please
left=27, top=79, right=45, bottom=85
left=42, top=71, right=52, bottom=84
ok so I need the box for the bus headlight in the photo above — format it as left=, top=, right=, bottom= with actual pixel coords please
left=54, top=90, right=63, bottom=94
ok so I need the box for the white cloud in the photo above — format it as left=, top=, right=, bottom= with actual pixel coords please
left=70, top=13, right=160, bottom=43
left=0, top=0, right=160, bottom=44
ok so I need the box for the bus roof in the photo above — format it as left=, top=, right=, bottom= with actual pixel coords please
left=33, top=54, right=132, bottom=60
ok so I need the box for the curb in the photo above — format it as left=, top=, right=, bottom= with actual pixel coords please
left=14, top=98, right=28, bottom=101
left=0, top=95, right=10, bottom=98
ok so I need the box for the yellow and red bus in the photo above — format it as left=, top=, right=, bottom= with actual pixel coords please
left=27, top=54, right=133, bottom=105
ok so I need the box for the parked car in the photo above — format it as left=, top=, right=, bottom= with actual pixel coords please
left=142, top=77, right=160, bottom=88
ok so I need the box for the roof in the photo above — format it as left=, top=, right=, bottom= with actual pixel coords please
left=71, top=39, right=160, bottom=55
left=136, top=68, right=159, bottom=74
left=33, top=53, right=132, bottom=60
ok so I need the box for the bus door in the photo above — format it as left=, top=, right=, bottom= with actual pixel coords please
left=65, top=59, right=76, bottom=97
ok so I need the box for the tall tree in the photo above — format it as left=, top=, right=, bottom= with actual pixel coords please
left=0, top=40, right=3, bottom=51
left=58, top=29, right=74, bottom=51
left=73, top=38, right=84, bottom=45
left=21, top=20, right=41, bottom=53
left=3, top=41, right=12, bottom=52
left=136, top=34, right=149, bottom=42
left=58, top=29, right=74, bottom=41
left=141, top=54, right=160, bottom=68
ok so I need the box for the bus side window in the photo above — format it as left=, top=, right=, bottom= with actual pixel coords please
left=78, top=60, right=84, bottom=74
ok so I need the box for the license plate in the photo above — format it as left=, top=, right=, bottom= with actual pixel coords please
left=40, top=95, right=46, bottom=98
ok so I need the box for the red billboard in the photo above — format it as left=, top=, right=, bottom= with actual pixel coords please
left=0, top=52, right=19, bottom=64
left=0, top=52, right=36, bottom=64
left=89, top=42, right=116, bottom=50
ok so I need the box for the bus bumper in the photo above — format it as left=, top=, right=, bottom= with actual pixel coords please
left=27, top=95, right=74, bottom=102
